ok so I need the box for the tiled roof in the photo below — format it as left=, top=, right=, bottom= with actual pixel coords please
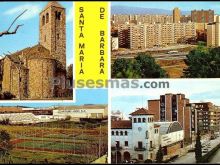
left=129, top=108, right=155, bottom=116
left=111, top=120, right=132, bottom=129
left=4, top=44, right=52, bottom=63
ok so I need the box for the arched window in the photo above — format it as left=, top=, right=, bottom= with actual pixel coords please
left=138, top=118, right=141, bottom=123
left=46, top=13, right=49, bottom=23
left=142, top=118, right=146, bottom=122
left=125, top=131, right=128, bottom=136
left=116, top=131, right=119, bottom=136
left=120, top=131, right=123, bottom=136
left=55, top=11, right=61, bottom=20
left=112, top=131, right=114, bottom=136
left=42, top=15, right=45, bottom=25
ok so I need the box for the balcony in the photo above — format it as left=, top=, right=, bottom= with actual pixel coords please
left=111, top=146, right=122, bottom=151
left=148, top=147, right=155, bottom=151
left=134, top=146, right=146, bottom=151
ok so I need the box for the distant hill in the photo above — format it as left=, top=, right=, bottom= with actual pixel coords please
left=111, top=6, right=190, bottom=15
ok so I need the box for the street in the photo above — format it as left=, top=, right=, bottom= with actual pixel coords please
left=170, top=135, right=220, bottom=163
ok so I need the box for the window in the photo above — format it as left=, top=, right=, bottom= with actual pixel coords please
left=150, top=141, right=153, bottom=148
left=125, top=131, right=128, bottom=136
left=57, top=33, right=60, bottom=40
left=46, top=13, right=49, bottom=23
left=138, top=118, right=141, bottom=123
left=55, top=11, right=61, bottom=20
left=125, top=141, right=128, bottom=146
left=42, top=15, right=45, bottom=25
left=116, top=131, right=119, bottom=136
left=134, top=118, right=137, bottom=123
left=138, top=154, right=143, bottom=160
left=138, top=141, right=143, bottom=148
left=142, top=118, right=146, bottom=122
left=146, top=131, right=149, bottom=139
left=44, top=35, right=46, bottom=42
left=116, top=141, right=120, bottom=148
left=112, top=131, right=114, bottom=136
left=120, top=131, right=123, bottom=136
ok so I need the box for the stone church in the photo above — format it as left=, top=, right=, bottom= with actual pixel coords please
left=0, top=1, right=69, bottom=99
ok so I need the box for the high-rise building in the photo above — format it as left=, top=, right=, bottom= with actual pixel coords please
left=129, top=24, right=146, bottom=49
left=117, top=22, right=196, bottom=49
left=189, top=102, right=220, bottom=136
left=191, top=9, right=214, bottom=23
left=207, top=16, right=220, bottom=47
left=118, top=24, right=130, bottom=48
left=173, top=7, right=181, bottom=23
left=148, top=93, right=191, bottom=140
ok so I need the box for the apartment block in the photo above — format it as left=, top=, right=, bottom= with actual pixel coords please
left=207, top=16, right=220, bottom=47
left=118, top=24, right=130, bottom=48
left=173, top=7, right=181, bottom=23
left=148, top=93, right=191, bottom=140
left=112, top=14, right=173, bottom=26
left=130, top=24, right=146, bottom=49
left=189, top=102, right=220, bottom=136
left=191, top=9, right=214, bottom=23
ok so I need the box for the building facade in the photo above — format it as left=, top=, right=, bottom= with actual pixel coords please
left=189, top=102, right=220, bottom=137
left=148, top=93, right=191, bottom=140
left=173, top=8, right=181, bottom=23
left=117, top=22, right=196, bottom=49
left=207, top=16, right=220, bottom=47
left=111, top=108, right=184, bottom=163
left=191, top=9, right=214, bottom=23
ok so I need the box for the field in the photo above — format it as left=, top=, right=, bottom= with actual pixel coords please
left=157, top=59, right=187, bottom=78
left=0, top=121, right=108, bottom=164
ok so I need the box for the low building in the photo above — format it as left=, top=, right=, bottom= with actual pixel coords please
left=0, top=104, right=108, bottom=124
left=111, top=110, right=125, bottom=121
left=111, top=108, right=184, bottom=163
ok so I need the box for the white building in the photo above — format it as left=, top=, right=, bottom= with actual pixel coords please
left=53, top=105, right=108, bottom=121
left=111, top=110, right=125, bottom=121
left=111, top=37, right=119, bottom=50
left=111, top=108, right=184, bottom=163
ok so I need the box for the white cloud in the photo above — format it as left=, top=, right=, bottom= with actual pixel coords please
left=66, top=6, right=73, bottom=23
left=4, top=3, right=42, bottom=20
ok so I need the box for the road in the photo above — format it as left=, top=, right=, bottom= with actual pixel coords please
left=112, top=52, right=188, bottom=61
left=170, top=135, right=220, bottom=164
left=209, top=149, right=220, bottom=163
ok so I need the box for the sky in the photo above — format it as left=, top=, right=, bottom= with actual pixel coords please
left=111, top=79, right=220, bottom=119
left=0, top=1, right=73, bottom=66
left=0, top=89, right=108, bottom=107
left=112, top=1, right=220, bottom=14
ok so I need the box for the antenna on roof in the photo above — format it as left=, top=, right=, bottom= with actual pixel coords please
left=142, top=95, right=143, bottom=108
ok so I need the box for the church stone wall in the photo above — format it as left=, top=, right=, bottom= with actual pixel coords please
left=28, top=58, right=55, bottom=99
